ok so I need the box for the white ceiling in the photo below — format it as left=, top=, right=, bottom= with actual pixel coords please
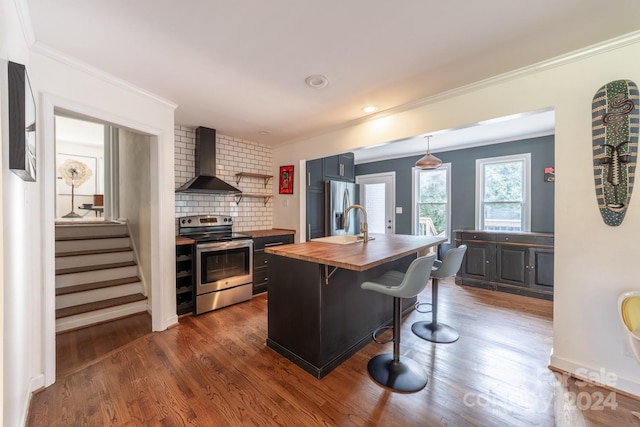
left=25, top=0, right=640, bottom=154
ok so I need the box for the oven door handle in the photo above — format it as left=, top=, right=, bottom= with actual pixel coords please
left=197, top=240, right=252, bottom=251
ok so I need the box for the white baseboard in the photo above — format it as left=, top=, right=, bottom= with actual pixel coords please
left=550, top=354, right=640, bottom=397
left=22, top=374, right=45, bottom=427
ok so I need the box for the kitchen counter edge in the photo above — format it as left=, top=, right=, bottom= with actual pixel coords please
left=243, top=228, right=296, bottom=238
left=265, top=234, right=444, bottom=272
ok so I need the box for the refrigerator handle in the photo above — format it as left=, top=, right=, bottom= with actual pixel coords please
left=343, top=188, right=351, bottom=230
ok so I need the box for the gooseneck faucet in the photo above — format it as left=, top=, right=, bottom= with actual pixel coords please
left=344, top=204, right=369, bottom=243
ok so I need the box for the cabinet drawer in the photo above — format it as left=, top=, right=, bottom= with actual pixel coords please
left=253, top=234, right=294, bottom=250
left=460, top=232, right=496, bottom=242
left=253, top=267, right=268, bottom=286
left=254, top=251, right=268, bottom=268
left=495, top=234, right=554, bottom=246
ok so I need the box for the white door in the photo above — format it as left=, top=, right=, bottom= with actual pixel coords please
left=356, top=172, right=395, bottom=234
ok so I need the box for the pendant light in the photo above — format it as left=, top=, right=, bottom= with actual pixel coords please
left=415, top=135, right=442, bottom=169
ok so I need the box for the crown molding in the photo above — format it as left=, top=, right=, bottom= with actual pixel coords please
left=13, top=0, right=36, bottom=46
left=14, top=0, right=176, bottom=109
left=280, top=30, right=640, bottom=147
left=30, top=42, right=178, bottom=110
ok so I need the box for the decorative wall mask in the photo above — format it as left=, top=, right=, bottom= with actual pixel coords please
left=592, top=79, right=638, bottom=226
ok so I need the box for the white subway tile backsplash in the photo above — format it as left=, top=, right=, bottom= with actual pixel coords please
left=174, top=126, right=273, bottom=231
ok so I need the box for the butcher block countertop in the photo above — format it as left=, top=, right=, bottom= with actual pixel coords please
left=243, top=228, right=296, bottom=238
left=175, top=236, right=195, bottom=245
left=265, top=234, right=445, bottom=272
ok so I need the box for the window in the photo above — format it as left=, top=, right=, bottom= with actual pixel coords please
left=413, top=164, right=451, bottom=242
left=476, top=154, right=531, bottom=231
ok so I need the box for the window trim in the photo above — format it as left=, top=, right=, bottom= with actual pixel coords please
left=475, top=153, right=531, bottom=231
left=412, top=163, right=452, bottom=243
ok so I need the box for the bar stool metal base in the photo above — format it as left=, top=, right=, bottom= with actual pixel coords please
left=411, top=321, right=459, bottom=343
left=367, top=353, right=428, bottom=392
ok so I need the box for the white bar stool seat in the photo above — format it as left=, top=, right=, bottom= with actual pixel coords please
left=360, top=254, right=436, bottom=392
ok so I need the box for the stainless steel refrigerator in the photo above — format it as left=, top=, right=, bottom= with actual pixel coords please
left=325, top=180, right=359, bottom=236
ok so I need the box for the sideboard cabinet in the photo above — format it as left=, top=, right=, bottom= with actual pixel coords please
left=454, top=230, right=554, bottom=300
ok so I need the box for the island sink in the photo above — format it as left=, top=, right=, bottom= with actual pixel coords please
left=310, top=235, right=372, bottom=244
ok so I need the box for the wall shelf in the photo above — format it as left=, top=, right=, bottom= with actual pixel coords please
left=235, top=172, right=272, bottom=187
left=234, top=193, right=273, bottom=205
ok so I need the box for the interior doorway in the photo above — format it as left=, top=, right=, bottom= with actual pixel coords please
left=52, top=111, right=153, bottom=379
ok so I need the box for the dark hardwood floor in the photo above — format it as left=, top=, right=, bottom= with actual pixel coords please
left=29, top=279, right=640, bottom=426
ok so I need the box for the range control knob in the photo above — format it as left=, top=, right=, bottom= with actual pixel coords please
left=181, top=219, right=186, bottom=224
left=187, top=219, right=192, bottom=224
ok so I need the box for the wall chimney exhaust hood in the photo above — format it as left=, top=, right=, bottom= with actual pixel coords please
left=175, top=127, right=242, bottom=194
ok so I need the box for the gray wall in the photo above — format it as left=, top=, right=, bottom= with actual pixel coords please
left=355, top=135, right=555, bottom=251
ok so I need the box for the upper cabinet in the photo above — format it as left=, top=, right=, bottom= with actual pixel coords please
left=306, top=158, right=325, bottom=240
left=323, top=153, right=355, bottom=182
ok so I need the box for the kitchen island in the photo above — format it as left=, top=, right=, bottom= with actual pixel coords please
left=265, top=234, right=445, bottom=378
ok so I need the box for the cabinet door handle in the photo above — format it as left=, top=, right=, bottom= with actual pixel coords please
left=340, top=163, right=344, bottom=176
left=307, top=172, right=311, bottom=187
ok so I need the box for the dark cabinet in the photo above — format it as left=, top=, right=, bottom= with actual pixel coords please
left=306, top=153, right=355, bottom=241
left=529, top=247, right=554, bottom=289
left=455, top=230, right=554, bottom=300
left=253, top=233, right=294, bottom=294
left=306, top=159, right=325, bottom=240
left=323, top=153, right=355, bottom=182
left=460, top=232, right=496, bottom=282
left=176, top=240, right=195, bottom=314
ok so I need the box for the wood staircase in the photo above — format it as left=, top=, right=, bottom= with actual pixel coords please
left=55, top=222, right=147, bottom=333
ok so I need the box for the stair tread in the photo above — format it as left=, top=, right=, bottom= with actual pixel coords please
left=56, top=261, right=136, bottom=276
left=56, top=247, right=133, bottom=258
left=56, top=276, right=141, bottom=296
left=56, top=293, right=147, bottom=319
left=55, top=234, right=129, bottom=242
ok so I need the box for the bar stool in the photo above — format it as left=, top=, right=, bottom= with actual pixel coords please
left=411, top=245, right=467, bottom=344
left=360, top=254, right=436, bottom=392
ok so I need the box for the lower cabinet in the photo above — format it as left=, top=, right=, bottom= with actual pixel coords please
left=455, top=230, right=554, bottom=300
left=253, top=233, right=294, bottom=294
left=176, top=240, right=195, bottom=314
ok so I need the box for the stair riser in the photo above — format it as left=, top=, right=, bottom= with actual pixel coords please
left=56, top=237, right=131, bottom=254
left=55, top=251, right=135, bottom=270
left=56, top=266, right=139, bottom=288
left=56, top=224, right=128, bottom=239
left=56, top=283, right=144, bottom=309
left=56, top=301, right=148, bottom=333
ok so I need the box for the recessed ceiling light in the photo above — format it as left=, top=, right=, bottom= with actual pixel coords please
left=257, top=130, right=272, bottom=135
left=305, top=74, right=329, bottom=89
left=362, top=106, right=377, bottom=113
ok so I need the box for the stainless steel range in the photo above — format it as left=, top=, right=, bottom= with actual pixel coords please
left=178, top=215, right=253, bottom=315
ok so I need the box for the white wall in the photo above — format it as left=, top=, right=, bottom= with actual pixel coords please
left=1, top=0, right=36, bottom=425
left=119, top=129, right=152, bottom=298
left=273, top=33, right=640, bottom=397
left=1, top=1, right=178, bottom=425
